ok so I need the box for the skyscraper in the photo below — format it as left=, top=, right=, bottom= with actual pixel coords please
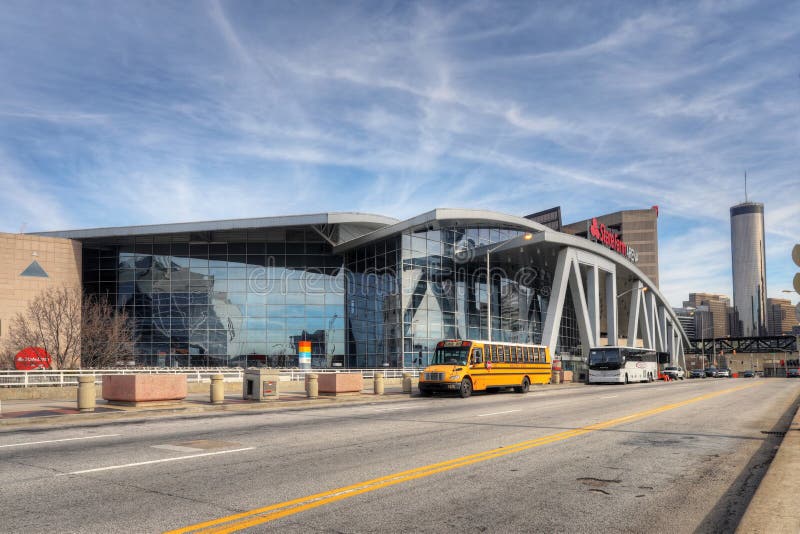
left=730, top=202, right=767, bottom=336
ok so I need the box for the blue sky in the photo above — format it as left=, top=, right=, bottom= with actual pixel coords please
left=1, top=0, right=798, bottom=308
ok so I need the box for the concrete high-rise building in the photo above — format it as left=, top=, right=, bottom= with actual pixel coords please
left=683, top=293, right=731, bottom=339
left=562, top=207, right=659, bottom=287
left=730, top=202, right=767, bottom=336
left=766, top=297, right=798, bottom=336
left=727, top=308, right=742, bottom=338
left=673, top=307, right=697, bottom=339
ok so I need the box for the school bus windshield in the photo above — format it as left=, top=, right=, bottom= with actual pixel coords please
left=432, top=347, right=470, bottom=366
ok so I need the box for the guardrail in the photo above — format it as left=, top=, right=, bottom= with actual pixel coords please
left=0, top=368, right=422, bottom=387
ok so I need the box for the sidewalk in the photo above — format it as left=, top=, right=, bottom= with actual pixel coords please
left=0, top=383, right=414, bottom=428
left=735, top=402, right=800, bottom=533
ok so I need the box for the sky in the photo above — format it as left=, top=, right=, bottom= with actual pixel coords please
left=0, top=0, right=798, bottom=309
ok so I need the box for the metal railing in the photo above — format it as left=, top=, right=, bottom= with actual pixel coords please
left=0, top=368, right=422, bottom=387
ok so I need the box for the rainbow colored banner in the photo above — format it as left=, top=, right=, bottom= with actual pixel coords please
left=298, top=340, right=311, bottom=369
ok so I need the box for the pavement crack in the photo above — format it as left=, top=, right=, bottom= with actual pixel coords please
left=577, top=477, right=622, bottom=487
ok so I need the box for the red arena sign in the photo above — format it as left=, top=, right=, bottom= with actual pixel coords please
left=14, top=347, right=52, bottom=371
left=588, top=218, right=639, bottom=263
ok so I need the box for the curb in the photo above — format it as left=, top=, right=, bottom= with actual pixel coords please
left=735, top=400, right=800, bottom=533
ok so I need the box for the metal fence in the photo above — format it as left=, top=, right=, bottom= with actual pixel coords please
left=0, top=368, right=422, bottom=387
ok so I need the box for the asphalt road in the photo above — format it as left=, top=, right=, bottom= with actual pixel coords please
left=1, top=378, right=798, bottom=534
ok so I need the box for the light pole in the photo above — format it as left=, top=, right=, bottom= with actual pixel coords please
left=486, top=233, right=533, bottom=341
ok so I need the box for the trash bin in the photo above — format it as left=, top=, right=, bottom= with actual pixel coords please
left=243, top=369, right=280, bottom=401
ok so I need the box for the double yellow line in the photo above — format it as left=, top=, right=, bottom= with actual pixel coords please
left=167, top=382, right=760, bottom=534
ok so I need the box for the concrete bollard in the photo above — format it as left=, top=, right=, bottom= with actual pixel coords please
left=210, top=374, right=225, bottom=405
left=374, top=372, right=384, bottom=395
left=402, top=372, right=413, bottom=394
left=307, top=373, right=319, bottom=399
left=77, top=375, right=96, bottom=413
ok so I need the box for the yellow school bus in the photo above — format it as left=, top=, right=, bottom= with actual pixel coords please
left=418, top=339, right=552, bottom=398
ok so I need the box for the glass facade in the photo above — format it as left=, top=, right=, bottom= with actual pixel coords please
left=345, top=225, right=580, bottom=368
left=82, top=227, right=345, bottom=367
left=80, top=221, right=582, bottom=368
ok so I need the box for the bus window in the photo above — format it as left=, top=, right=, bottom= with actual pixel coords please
left=534, top=347, right=541, bottom=362
left=497, top=346, right=505, bottom=362
left=472, top=348, right=483, bottom=365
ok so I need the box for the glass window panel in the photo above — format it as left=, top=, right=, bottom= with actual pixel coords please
left=247, top=243, right=266, bottom=254
left=285, top=304, right=305, bottom=316
left=189, top=244, right=209, bottom=258
left=286, top=293, right=304, bottom=305
left=305, top=305, right=325, bottom=317
left=286, top=317, right=306, bottom=331
left=228, top=243, right=247, bottom=255
left=266, top=243, right=285, bottom=255
left=286, top=256, right=306, bottom=268
left=227, top=267, right=247, bottom=279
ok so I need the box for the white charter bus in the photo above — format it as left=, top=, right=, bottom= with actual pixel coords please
left=588, top=346, right=658, bottom=384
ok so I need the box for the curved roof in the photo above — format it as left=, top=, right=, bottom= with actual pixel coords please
left=33, top=212, right=399, bottom=240
left=334, top=208, right=549, bottom=253
left=486, top=230, right=690, bottom=345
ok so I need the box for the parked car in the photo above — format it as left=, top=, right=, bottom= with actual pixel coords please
left=705, top=367, right=718, bottom=378
left=742, top=370, right=755, bottom=378
left=690, top=369, right=706, bottom=379
left=787, top=368, right=799, bottom=378
left=716, top=368, right=731, bottom=378
left=662, top=366, right=685, bottom=380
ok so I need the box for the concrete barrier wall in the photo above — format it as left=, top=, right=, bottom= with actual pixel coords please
left=102, top=374, right=188, bottom=402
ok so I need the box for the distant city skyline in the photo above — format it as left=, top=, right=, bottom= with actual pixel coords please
left=0, top=1, right=797, bottom=309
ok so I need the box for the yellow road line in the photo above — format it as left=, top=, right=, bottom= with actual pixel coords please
left=166, top=382, right=760, bottom=534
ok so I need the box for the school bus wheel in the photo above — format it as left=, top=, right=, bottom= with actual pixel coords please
left=459, top=378, right=473, bottom=398
left=514, top=377, right=530, bottom=394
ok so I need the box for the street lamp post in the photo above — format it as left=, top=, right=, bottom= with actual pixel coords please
left=486, top=233, right=532, bottom=342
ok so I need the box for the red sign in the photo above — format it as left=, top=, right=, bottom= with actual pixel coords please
left=588, top=218, right=639, bottom=263
left=14, top=347, right=52, bottom=370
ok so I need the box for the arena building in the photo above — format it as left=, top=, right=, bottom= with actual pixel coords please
left=34, top=209, right=689, bottom=370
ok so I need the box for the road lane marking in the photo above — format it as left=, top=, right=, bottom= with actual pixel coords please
left=600, top=395, right=618, bottom=399
left=57, top=448, right=254, bottom=475
left=477, top=410, right=521, bottom=417
left=167, top=382, right=761, bottom=534
left=0, top=434, right=121, bottom=449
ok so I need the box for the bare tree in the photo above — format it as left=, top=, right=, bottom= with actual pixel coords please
left=81, top=295, right=135, bottom=368
left=5, top=287, right=82, bottom=369
left=0, top=347, right=14, bottom=369
left=3, top=287, right=135, bottom=369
